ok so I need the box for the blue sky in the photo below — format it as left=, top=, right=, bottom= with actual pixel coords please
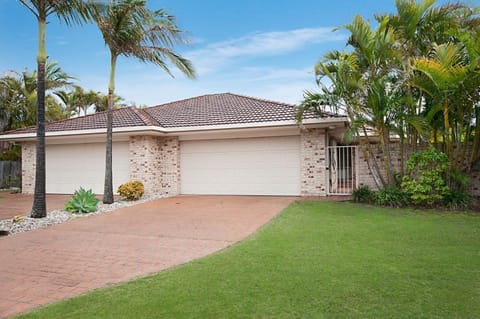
left=0, top=0, right=463, bottom=106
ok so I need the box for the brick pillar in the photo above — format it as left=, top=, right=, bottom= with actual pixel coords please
left=300, top=128, right=327, bottom=196
left=129, top=136, right=162, bottom=195
left=159, top=137, right=180, bottom=196
left=21, top=142, right=36, bottom=194
left=129, top=135, right=180, bottom=196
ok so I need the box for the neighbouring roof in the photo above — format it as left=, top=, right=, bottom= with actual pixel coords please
left=0, top=93, right=344, bottom=136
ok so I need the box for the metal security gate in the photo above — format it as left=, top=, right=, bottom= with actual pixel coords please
left=327, top=146, right=357, bottom=195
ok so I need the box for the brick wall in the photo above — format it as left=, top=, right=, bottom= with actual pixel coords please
left=129, top=136, right=162, bottom=195
left=300, top=128, right=327, bottom=196
left=21, top=142, right=35, bottom=194
left=129, top=135, right=180, bottom=196
left=356, top=143, right=480, bottom=197
left=357, top=143, right=413, bottom=190
left=158, top=137, right=180, bottom=196
left=470, top=161, right=480, bottom=196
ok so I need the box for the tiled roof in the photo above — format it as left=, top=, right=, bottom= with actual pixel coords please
left=144, top=93, right=326, bottom=128
left=1, top=93, right=342, bottom=136
left=1, top=107, right=150, bottom=135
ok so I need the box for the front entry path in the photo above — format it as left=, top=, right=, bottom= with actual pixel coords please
left=0, top=195, right=296, bottom=318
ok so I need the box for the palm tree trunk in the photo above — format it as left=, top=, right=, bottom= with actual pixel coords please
left=468, top=109, right=480, bottom=173
left=381, top=128, right=394, bottom=186
left=31, top=16, right=47, bottom=218
left=444, top=99, right=453, bottom=167
left=360, top=126, right=386, bottom=189
left=103, top=54, right=116, bottom=204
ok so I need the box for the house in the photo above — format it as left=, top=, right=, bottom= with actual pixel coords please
left=0, top=93, right=358, bottom=197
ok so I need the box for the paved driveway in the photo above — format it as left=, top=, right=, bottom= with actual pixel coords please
left=0, top=195, right=296, bottom=318
left=0, top=193, right=73, bottom=220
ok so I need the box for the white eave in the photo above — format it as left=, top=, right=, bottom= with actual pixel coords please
left=0, top=117, right=348, bottom=142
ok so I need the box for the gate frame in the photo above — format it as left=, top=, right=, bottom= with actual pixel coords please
left=326, top=145, right=358, bottom=195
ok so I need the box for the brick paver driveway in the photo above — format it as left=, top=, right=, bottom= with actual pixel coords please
left=0, top=195, right=296, bottom=318
left=0, top=193, right=73, bottom=220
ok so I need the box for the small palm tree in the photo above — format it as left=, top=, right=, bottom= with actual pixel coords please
left=91, top=0, right=196, bottom=204
left=56, top=86, right=100, bottom=117
left=94, top=92, right=125, bottom=113
left=0, top=62, right=73, bottom=130
left=18, top=0, right=94, bottom=218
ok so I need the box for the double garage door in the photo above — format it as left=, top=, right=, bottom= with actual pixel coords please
left=46, top=142, right=130, bottom=194
left=180, top=136, right=301, bottom=196
left=44, top=136, right=301, bottom=196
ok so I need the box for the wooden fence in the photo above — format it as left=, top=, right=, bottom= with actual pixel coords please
left=0, top=161, right=21, bottom=189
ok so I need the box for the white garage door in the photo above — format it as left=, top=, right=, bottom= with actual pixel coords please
left=46, top=142, right=130, bottom=194
left=180, top=136, right=300, bottom=196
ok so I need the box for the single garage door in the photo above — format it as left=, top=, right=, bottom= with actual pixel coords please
left=180, top=136, right=300, bottom=195
left=46, top=142, right=130, bottom=194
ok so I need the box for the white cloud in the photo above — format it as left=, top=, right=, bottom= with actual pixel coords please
left=186, top=27, right=347, bottom=75
left=241, top=66, right=314, bottom=82
left=105, top=64, right=319, bottom=106
left=74, top=27, right=340, bottom=106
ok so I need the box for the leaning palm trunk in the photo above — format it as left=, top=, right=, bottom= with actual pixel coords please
left=359, top=126, right=385, bottom=189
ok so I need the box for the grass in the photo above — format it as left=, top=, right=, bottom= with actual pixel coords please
left=17, top=201, right=480, bottom=318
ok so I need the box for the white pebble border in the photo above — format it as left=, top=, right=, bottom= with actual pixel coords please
left=0, top=195, right=166, bottom=236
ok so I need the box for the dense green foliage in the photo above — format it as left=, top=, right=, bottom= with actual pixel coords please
left=401, top=147, right=450, bottom=206
left=117, top=181, right=144, bottom=200
left=354, top=147, right=472, bottom=209
left=0, top=145, right=21, bottom=161
left=17, top=201, right=480, bottom=318
left=297, top=0, right=480, bottom=189
left=0, top=63, right=73, bottom=132
left=352, top=185, right=375, bottom=203
left=374, top=186, right=408, bottom=207
left=443, top=189, right=473, bottom=210
left=0, top=65, right=125, bottom=133
left=65, top=187, right=99, bottom=213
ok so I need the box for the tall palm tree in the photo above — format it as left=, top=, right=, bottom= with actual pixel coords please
left=91, top=0, right=195, bottom=204
left=18, top=0, right=94, bottom=218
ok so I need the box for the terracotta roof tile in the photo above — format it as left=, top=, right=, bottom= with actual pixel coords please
left=144, top=93, right=324, bottom=128
left=1, top=93, right=341, bottom=136
left=1, top=107, right=150, bottom=135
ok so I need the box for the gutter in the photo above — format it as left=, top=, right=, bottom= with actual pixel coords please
left=0, top=117, right=349, bottom=142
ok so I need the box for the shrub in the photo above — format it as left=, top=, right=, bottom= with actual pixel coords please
left=1, top=174, right=20, bottom=189
left=0, top=145, right=21, bottom=161
left=401, top=147, right=450, bottom=206
left=443, top=189, right=472, bottom=210
left=352, top=186, right=375, bottom=203
left=117, top=181, right=144, bottom=200
left=65, top=187, right=99, bottom=213
left=375, top=187, right=408, bottom=207
left=449, top=169, right=471, bottom=190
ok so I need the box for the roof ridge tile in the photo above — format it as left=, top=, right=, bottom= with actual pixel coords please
left=130, top=107, right=159, bottom=126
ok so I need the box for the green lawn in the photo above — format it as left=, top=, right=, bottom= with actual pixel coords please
left=18, top=201, right=480, bottom=318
